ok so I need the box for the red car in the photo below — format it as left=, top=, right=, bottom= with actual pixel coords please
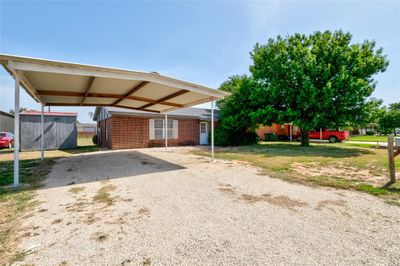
left=296, top=129, right=349, bottom=143
left=0, top=132, right=15, bottom=149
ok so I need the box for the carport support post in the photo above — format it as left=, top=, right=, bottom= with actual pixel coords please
left=40, top=105, right=44, bottom=161
left=211, top=100, right=214, bottom=162
left=165, top=113, right=168, bottom=151
left=13, top=76, right=20, bottom=186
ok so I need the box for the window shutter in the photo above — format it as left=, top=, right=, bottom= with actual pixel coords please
left=172, top=120, right=178, bottom=139
left=149, top=119, right=155, bottom=140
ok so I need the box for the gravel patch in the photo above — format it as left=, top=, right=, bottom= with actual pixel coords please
left=13, top=148, right=400, bottom=265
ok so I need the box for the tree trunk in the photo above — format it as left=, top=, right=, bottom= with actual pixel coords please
left=300, top=129, right=310, bottom=146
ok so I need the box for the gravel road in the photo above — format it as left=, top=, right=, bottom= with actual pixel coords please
left=14, top=148, right=400, bottom=265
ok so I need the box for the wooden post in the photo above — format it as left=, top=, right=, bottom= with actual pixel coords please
left=388, top=135, right=396, bottom=184
left=320, top=128, right=322, bottom=143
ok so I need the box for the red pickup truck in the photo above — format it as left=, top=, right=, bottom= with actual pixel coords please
left=295, top=129, right=349, bottom=143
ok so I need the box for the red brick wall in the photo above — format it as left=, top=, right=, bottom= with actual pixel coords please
left=99, top=115, right=201, bottom=149
left=110, top=115, right=149, bottom=149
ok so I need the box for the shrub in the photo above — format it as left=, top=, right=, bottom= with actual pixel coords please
left=92, top=135, right=98, bottom=145
left=264, top=133, right=278, bottom=141
left=365, top=130, right=375, bottom=135
left=215, top=126, right=258, bottom=146
left=278, top=134, right=288, bottom=141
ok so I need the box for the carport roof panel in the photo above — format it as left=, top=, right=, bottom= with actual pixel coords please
left=0, top=54, right=230, bottom=113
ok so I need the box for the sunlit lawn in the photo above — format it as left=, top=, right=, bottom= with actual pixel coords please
left=77, top=136, right=96, bottom=146
left=349, top=135, right=390, bottom=142
left=193, top=141, right=400, bottom=204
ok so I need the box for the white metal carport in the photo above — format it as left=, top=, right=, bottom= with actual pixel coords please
left=0, top=54, right=230, bottom=186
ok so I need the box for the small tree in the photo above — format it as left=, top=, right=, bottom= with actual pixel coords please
left=379, top=109, right=400, bottom=135
left=250, top=30, right=389, bottom=146
left=9, top=107, right=28, bottom=115
left=215, top=75, right=260, bottom=146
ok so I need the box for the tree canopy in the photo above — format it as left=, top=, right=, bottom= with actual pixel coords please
left=215, top=75, right=260, bottom=146
left=379, top=102, right=400, bottom=135
left=249, top=30, right=389, bottom=145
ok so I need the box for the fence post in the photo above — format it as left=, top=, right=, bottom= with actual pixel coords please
left=388, top=135, right=396, bottom=184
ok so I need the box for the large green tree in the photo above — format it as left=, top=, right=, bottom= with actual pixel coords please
left=215, top=75, right=260, bottom=146
left=250, top=30, right=389, bottom=145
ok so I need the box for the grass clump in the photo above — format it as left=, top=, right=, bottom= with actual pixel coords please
left=68, top=186, right=85, bottom=194
left=93, top=184, right=117, bottom=206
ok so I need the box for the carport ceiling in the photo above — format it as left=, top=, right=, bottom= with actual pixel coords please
left=0, top=54, right=230, bottom=113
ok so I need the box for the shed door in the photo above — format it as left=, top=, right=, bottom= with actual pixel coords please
left=199, top=122, right=208, bottom=145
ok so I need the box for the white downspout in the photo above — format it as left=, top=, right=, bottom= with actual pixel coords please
left=165, top=113, right=168, bottom=151
left=13, top=76, right=20, bottom=186
left=41, top=104, right=44, bottom=161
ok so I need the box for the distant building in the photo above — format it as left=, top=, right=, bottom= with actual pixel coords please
left=0, top=111, right=14, bottom=133
left=256, top=123, right=300, bottom=141
left=77, top=122, right=97, bottom=138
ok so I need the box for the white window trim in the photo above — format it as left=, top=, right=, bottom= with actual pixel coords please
left=149, top=119, right=178, bottom=140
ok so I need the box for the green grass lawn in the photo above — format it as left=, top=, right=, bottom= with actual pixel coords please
left=77, top=136, right=96, bottom=146
left=193, top=142, right=400, bottom=205
left=349, top=135, right=391, bottom=142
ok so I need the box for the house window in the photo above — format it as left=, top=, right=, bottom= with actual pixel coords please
left=150, top=119, right=178, bottom=139
left=154, top=119, right=165, bottom=139
left=200, top=123, right=207, bottom=134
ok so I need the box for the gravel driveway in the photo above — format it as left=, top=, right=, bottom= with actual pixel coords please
left=15, top=148, right=400, bottom=265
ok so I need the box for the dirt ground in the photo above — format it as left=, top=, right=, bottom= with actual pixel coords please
left=13, top=148, right=400, bottom=265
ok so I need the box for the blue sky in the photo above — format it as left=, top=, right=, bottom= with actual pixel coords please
left=1, top=0, right=399, bottom=123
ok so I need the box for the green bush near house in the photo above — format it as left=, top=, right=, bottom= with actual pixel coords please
left=264, top=133, right=278, bottom=141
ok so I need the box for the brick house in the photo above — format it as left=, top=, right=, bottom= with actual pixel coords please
left=256, top=123, right=300, bottom=140
left=93, top=107, right=218, bottom=149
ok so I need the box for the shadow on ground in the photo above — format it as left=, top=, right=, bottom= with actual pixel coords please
left=218, top=143, right=374, bottom=158
left=42, top=150, right=185, bottom=189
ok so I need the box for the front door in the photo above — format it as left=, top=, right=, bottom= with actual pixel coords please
left=199, top=122, right=208, bottom=145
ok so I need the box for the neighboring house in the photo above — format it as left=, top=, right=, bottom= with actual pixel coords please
left=256, top=123, right=300, bottom=140
left=0, top=111, right=14, bottom=133
left=77, top=122, right=97, bottom=138
left=20, top=111, right=77, bottom=151
left=93, top=107, right=218, bottom=149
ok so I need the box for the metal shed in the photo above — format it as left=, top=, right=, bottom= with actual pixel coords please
left=20, top=111, right=77, bottom=151
left=0, top=111, right=14, bottom=133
